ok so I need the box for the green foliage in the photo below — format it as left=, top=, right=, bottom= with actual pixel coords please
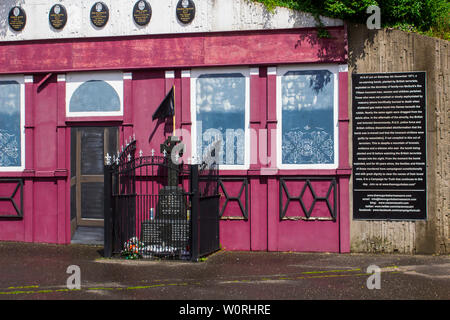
left=252, top=0, right=449, bottom=40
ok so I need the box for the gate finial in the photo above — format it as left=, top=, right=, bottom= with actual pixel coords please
left=105, top=153, right=112, bottom=165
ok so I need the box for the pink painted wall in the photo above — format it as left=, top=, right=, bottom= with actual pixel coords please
left=0, top=28, right=346, bottom=75
left=0, top=74, right=67, bottom=244
left=0, top=27, right=350, bottom=252
left=131, top=70, right=167, bottom=155
left=216, top=66, right=351, bottom=253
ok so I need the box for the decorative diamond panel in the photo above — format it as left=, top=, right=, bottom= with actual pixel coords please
left=218, top=178, right=248, bottom=220
left=0, top=179, right=24, bottom=218
left=280, top=177, right=336, bottom=220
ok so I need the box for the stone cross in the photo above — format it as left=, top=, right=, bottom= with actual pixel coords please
left=160, top=135, right=181, bottom=187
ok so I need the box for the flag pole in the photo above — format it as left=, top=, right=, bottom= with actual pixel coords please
left=172, top=85, right=176, bottom=136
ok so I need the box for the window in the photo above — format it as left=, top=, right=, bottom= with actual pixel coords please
left=0, top=76, right=25, bottom=171
left=66, top=72, right=123, bottom=117
left=191, top=69, right=250, bottom=169
left=277, top=65, right=339, bottom=169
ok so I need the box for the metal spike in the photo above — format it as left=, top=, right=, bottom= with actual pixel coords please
left=133, top=133, right=136, bottom=141
left=127, top=154, right=131, bottom=162
left=151, top=149, right=155, bottom=157
left=105, top=153, right=111, bottom=165
left=163, top=150, right=167, bottom=157
left=139, top=149, right=143, bottom=157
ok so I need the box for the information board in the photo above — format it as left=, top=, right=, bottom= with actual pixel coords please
left=352, top=72, right=426, bottom=220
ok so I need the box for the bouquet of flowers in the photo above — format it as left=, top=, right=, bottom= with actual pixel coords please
left=121, top=237, right=145, bottom=259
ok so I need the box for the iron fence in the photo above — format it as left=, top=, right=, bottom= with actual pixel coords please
left=104, top=139, right=219, bottom=261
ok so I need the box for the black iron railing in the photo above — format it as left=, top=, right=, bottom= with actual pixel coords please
left=104, top=139, right=219, bottom=261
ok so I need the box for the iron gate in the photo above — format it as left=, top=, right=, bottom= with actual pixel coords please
left=103, top=139, right=220, bottom=261
left=191, top=161, right=220, bottom=259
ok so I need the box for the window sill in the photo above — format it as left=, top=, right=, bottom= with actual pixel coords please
left=65, top=116, right=123, bottom=124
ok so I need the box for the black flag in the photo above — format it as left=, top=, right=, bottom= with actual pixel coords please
left=152, top=87, right=174, bottom=121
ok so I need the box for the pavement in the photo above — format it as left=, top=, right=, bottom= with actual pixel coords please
left=0, top=241, right=449, bottom=302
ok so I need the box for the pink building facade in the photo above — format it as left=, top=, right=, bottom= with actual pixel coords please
left=0, top=1, right=351, bottom=252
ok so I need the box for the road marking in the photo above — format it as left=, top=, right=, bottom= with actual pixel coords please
left=307, top=273, right=368, bottom=279
left=7, top=285, right=39, bottom=289
left=301, top=268, right=362, bottom=274
left=0, top=281, right=196, bottom=296
left=220, top=269, right=402, bottom=284
left=125, top=284, right=165, bottom=290
left=0, top=266, right=402, bottom=296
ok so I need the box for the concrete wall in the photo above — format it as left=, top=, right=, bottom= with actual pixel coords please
left=348, top=23, right=449, bottom=254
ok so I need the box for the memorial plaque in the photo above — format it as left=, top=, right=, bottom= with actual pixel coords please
left=141, top=220, right=171, bottom=246
left=352, top=72, right=427, bottom=220
left=141, top=219, right=189, bottom=250
left=49, top=4, right=67, bottom=30
left=133, top=0, right=152, bottom=26
left=176, top=0, right=195, bottom=24
left=8, top=6, right=26, bottom=32
left=157, top=186, right=187, bottom=220
left=90, top=2, right=109, bottom=28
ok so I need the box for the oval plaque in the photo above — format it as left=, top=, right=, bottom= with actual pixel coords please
left=8, top=6, right=26, bottom=32
left=176, top=0, right=195, bottom=25
left=90, top=2, right=109, bottom=28
left=133, top=0, right=152, bottom=26
left=49, top=4, right=68, bottom=30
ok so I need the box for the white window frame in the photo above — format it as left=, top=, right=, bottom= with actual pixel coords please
left=191, top=67, right=250, bottom=170
left=0, top=75, right=25, bottom=172
left=66, top=71, right=124, bottom=117
left=276, top=64, right=339, bottom=170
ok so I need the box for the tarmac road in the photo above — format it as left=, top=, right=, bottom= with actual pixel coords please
left=0, top=242, right=448, bottom=302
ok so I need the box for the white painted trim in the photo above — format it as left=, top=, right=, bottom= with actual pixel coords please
left=165, top=71, right=175, bottom=79
left=24, top=75, right=34, bottom=83
left=276, top=64, right=339, bottom=170
left=339, top=64, right=348, bottom=72
left=181, top=70, right=191, bottom=78
left=123, top=72, right=133, bottom=80
left=190, top=67, right=251, bottom=170
left=57, top=74, right=66, bottom=82
left=267, top=67, right=277, bottom=75
left=66, top=71, right=124, bottom=118
left=0, top=75, right=26, bottom=172
left=250, top=68, right=259, bottom=76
